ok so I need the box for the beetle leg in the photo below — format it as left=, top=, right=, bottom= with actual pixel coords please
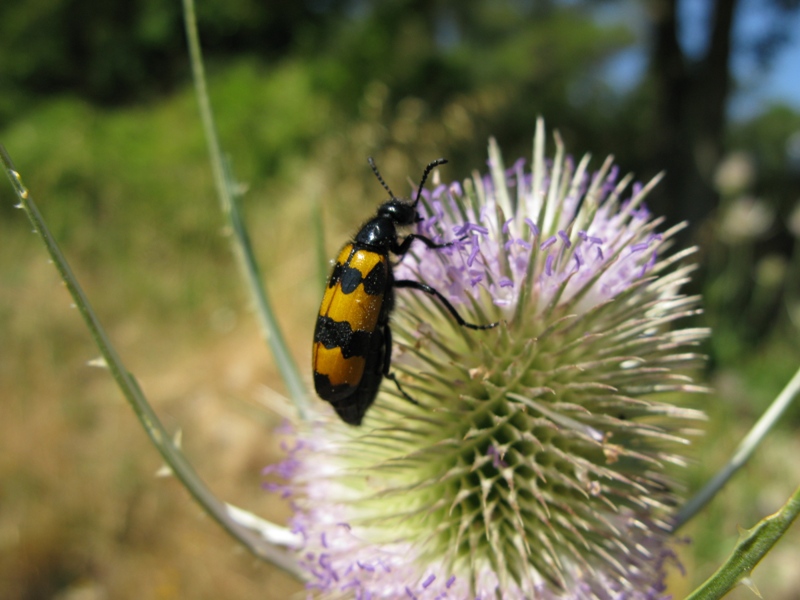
left=380, top=322, right=393, bottom=377
left=382, top=323, right=419, bottom=406
left=392, top=233, right=464, bottom=256
left=394, top=279, right=500, bottom=330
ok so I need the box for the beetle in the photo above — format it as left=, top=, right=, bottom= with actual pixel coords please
left=312, top=157, right=498, bottom=426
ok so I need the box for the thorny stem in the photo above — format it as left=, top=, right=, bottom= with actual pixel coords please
left=673, top=365, right=800, bottom=531
left=181, top=0, right=311, bottom=419
left=0, top=144, right=304, bottom=579
left=685, top=483, right=800, bottom=600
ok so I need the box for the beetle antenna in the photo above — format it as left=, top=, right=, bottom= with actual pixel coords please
left=413, top=158, right=448, bottom=206
left=368, top=157, right=394, bottom=199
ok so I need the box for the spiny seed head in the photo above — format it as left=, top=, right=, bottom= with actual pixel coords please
left=278, top=120, right=707, bottom=599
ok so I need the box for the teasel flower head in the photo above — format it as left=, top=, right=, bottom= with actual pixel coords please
left=274, top=119, right=707, bottom=599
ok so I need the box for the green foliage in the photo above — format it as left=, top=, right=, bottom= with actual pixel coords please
left=728, top=104, right=800, bottom=212
left=0, top=0, right=341, bottom=119
left=2, top=0, right=797, bottom=372
left=699, top=104, right=800, bottom=370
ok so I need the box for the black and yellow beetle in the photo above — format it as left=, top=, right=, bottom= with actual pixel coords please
left=312, top=157, right=498, bottom=425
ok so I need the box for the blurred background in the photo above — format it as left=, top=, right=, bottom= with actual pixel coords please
left=1, top=0, right=799, bottom=598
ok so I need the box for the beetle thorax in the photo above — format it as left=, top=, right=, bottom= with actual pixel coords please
left=353, top=215, right=399, bottom=250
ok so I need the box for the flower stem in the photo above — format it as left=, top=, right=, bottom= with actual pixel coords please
left=685, top=483, right=800, bottom=600
left=0, top=145, right=305, bottom=579
left=673, top=365, right=800, bottom=531
left=181, top=0, right=311, bottom=419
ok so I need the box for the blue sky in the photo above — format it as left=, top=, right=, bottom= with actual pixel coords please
left=598, top=0, right=800, bottom=120
left=728, top=1, right=800, bottom=118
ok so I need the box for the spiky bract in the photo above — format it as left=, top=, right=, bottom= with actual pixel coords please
left=283, top=120, right=707, bottom=599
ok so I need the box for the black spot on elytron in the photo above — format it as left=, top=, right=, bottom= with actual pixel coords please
left=362, top=262, right=387, bottom=296
left=314, top=316, right=372, bottom=358
left=313, top=372, right=356, bottom=403
left=340, top=265, right=363, bottom=294
left=328, top=262, right=343, bottom=288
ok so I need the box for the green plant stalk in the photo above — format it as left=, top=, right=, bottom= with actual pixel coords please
left=181, top=0, right=311, bottom=419
left=0, top=145, right=304, bottom=579
left=672, top=365, right=800, bottom=531
left=685, top=483, right=800, bottom=600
